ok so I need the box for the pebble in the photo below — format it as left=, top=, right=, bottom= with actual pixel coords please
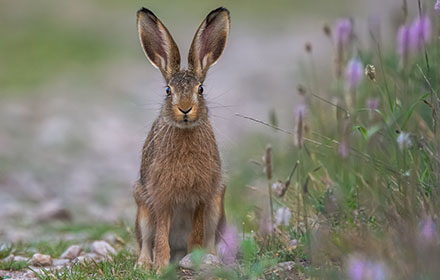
left=60, top=245, right=82, bottom=260
left=31, top=253, right=53, bottom=266
left=277, top=261, right=296, bottom=271
left=103, top=232, right=125, bottom=245
left=179, top=253, right=221, bottom=270
left=14, top=255, right=30, bottom=262
left=3, top=254, right=14, bottom=262
left=2, top=254, right=30, bottom=263
left=53, top=258, right=70, bottom=267
left=90, top=240, right=116, bottom=257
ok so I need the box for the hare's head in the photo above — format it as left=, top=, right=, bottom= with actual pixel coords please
left=137, top=7, right=230, bottom=128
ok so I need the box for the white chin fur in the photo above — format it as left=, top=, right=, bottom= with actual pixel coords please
left=174, top=120, right=200, bottom=129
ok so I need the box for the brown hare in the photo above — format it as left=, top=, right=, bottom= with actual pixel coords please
left=133, top=7, right=230, bottom=269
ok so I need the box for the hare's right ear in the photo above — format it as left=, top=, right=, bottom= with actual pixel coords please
left=188, top=7, right=230, bottom=82
left=137, top=8, right=181, bottom=80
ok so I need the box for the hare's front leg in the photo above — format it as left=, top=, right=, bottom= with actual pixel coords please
left=188, top=203, right=205, bottom=252
left=135, top=204, right=154, bottom=269
left=153, top=209, right=171, bottom=269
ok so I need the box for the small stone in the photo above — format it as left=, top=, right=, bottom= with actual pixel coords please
left=287, top=239, right=297, bottom=250
left=24, top=270, right=36, bottom=278
left=3, top=254, right=14, bottom=262
left=277, top=261, right=295, bottom=272
left=90, top=252, right=107, bottom=262
left=73, top=256, right=86, bottom=264
left=53, top=258, right=70, bottom=267
left=73, top=253, right=103, bottom=264
left=27, top=267, right=45, bottom=278
left=31, top=253, right=53, bottom=266
left=90, top=241, right=116, bottom=257
left=103, top=233, right=125, bottom=245
left=60, top=245, right=82, bottom=260
left=14, top=255, right=30, bottom=262
left=179, top=253, right=221, bottom=270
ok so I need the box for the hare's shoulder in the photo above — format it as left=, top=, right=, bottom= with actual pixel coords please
left=139, top=119, right=161, bottom=183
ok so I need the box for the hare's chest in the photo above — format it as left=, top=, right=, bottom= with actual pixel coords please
left=151, top=139, right=221, bottom=199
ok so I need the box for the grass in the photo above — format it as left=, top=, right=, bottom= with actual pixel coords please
left=0, top=260, right=29, bottom=271
left=0, top=18, right=119, bottom=92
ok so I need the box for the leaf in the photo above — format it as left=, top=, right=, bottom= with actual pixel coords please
left=366, top=124, right=382, bottom=139
left=354, top=125, right=368, bottom=140
left=401, top=93, right=430, bottom=130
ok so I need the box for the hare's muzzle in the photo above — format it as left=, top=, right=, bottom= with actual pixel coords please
left=178, top=107, right=192, bottom=123
left=173, top=103, right=199, bottom=126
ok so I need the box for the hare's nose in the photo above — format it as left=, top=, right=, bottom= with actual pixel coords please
left=178, top=107, right=192, bottom=114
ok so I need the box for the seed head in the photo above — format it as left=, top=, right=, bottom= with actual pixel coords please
left=264, top=145, right=272, bottom=180
left=364, top=64, right=376, bottom=82
left=294, top=104, right=307, bottom=148
left=305, top=42, right=312, bottom=53
left=297, top=84, right=307, bottom=96
left=323, top=24, right=332, bottom=37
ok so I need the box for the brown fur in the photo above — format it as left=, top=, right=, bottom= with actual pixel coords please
left=133, top=7, right=230, bottom=270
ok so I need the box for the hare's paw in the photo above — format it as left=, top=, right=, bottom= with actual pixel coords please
left=135, top=256, right=153, bottom=270
left=153, top=257, right=170, bottom=272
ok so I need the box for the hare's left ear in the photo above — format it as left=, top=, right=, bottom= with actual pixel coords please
left=188, top=7, right=230, bottom=81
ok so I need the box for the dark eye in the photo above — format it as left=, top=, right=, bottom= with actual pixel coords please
left=165, top=86, right=171, bottom=95
left=198, top=85, right=204, bottom=94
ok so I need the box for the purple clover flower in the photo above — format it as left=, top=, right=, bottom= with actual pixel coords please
left=435, top=0, right=440, bottom=14
left=347, top=255, right=387, bottom=280
left=348, top=257, right=365, bottom=280
left=409, top=15, right=432, bottom=52
left=217, top=224, right=239, bottom=265
left=295, top=103, right=307, bottom=119
left=338, top=139, right=349, bottom=158
left=397, top=25, right=410, bottom=60
left=336, top=18, right=353, bottom=46
left=397, top=132, right=411, bottom=150
left=275, top=207, right=291, bottom=226
left=367, top=98, right=380, bottom=111
left=420, top=217, right=437, bottom=242
left=345, top=58, right=364, bottom=90
left=367, top=98, right=380, bottom=120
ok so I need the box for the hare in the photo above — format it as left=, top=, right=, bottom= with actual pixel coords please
left=133, top=7, right=230, bottom=269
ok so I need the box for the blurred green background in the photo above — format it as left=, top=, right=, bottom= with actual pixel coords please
left=0, top=0, right=399, bottom=242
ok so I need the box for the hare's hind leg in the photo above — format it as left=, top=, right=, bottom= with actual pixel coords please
left=136, top=204, right=154, bottom=269
left=188, top=203, right=205, bottom=252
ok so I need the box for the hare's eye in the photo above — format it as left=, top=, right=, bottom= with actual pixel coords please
left=165, top=86, right=171, bottom=95
left=198, top=85, right=204, bottom=95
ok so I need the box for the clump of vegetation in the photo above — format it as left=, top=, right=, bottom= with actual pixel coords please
left=233, top=0, right=440, bottom=279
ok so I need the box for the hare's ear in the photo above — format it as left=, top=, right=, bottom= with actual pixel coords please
left=137, top=8, right=181, bottom=80
left=188, top=7, right=230, bottom=81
